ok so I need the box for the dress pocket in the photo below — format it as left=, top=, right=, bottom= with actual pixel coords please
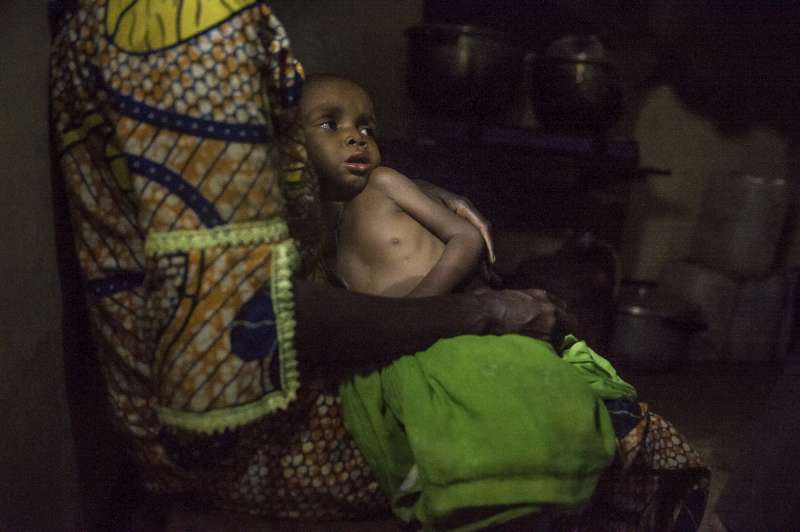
left=143, top=219, right=300, bottom=434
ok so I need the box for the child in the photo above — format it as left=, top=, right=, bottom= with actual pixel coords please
left=299, top=74, right=488, bottom=298
left=299, top=74, right=637, bottom=531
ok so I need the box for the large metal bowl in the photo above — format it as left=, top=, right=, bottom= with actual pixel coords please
left=529, top=35, right=623, bottom=133
left=610, top=283, right=705, bottom=371
left=405, top=24, right=526, bottom=118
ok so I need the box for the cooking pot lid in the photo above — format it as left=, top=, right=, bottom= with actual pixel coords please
left=616, top=283, right=704, bottom=322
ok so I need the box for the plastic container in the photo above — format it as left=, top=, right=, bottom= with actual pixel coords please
left=690, top=172, right=789, bottom=278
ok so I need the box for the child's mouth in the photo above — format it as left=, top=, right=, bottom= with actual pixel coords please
left=345, top=155, right=372, bottom=174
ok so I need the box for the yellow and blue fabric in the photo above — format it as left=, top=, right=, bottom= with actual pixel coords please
left=49, top=0, right=336, bottom=503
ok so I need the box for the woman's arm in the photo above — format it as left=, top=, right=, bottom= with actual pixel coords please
left=294, top=280, right=561, bottom=378
left=369, top=167, right=485, bottom=298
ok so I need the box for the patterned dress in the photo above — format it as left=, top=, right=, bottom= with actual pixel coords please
left=51, top=0, right=385, bottom=519
left=51, top=1, right=707, bottom=528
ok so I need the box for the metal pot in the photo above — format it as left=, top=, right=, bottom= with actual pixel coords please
left=529, top=35, right=623, bottom=133
left=610, top=283, right=705, bottom=371
left=405, top=24, right=526, bottom=118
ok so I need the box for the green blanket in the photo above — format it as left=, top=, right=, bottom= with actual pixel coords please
left=340, top=334, right=635, bottom=531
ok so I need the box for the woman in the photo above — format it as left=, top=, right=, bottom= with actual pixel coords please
left=50, top=2, right=707, bottom=529
left=50, top=0, right=562, bottom=524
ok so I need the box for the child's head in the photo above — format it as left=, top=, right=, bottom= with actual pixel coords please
left=299, top=74, right=381, bottom=202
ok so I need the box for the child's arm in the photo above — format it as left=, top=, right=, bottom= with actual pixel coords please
left=369, top=166, right=485, bottom=297
left=413, top=178, right=496, bottom=264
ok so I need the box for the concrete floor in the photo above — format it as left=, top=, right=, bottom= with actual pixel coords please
left=622, top=361, right=783, bottom=530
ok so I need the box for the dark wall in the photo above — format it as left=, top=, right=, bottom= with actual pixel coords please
left=0, top=3, right=84, bottom=530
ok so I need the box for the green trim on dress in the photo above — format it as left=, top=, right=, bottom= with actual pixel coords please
left=152, top=221, right=300, bottom=434
left=145, top=219, right=290, bottom=256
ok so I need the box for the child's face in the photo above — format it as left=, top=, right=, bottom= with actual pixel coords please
left=300, top=79, right=381, bottom=201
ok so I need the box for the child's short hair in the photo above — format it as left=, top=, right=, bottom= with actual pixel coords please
left=301, top=73, right=366, bottom=99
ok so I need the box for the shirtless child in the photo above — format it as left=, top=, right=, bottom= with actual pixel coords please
left=299, top=74, right=489, bottom=297
left=298, top=75, right=636, bottom=530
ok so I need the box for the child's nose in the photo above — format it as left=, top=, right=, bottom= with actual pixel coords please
left=346, top=135, right=368, bottom=147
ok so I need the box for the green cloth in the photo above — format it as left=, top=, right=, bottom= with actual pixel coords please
left=340, top=334, right=636, bottom=531
left=559, top=335, right=637, bottom=402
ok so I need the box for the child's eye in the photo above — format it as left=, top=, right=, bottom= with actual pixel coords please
left=359, top=126, right=375, bottom=137
left=320, top=120, right=337, bottom=131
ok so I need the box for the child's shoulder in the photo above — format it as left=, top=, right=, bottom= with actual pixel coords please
left=368, top=166, right=411, bottom=190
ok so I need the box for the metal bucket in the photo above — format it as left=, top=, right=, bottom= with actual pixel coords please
left=610, top=283, right=705, bottom=371
left=690, top=172, right=789, bottom=278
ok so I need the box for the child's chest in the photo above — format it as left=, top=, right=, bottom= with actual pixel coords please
left=341, top=192, right=443, bottom=263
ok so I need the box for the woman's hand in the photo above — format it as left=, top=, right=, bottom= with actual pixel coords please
left=414, top=179, right=495, bottom=264
left=475, top=288, right=575, bottom=344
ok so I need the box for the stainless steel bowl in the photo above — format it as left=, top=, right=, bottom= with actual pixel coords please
left=405, top=24, right=526, bottom=118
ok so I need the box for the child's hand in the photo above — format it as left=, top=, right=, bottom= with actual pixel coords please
left=454, top=200, right=495, bottom=265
